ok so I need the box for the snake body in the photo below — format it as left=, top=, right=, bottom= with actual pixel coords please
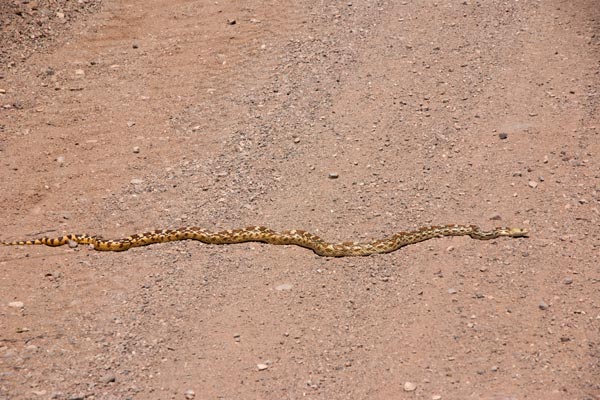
left=1, top=224, right=528, bottom=257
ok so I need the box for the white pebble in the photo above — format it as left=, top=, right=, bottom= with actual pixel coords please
left=8, top=301, right=24, bottom=308
left=184, top=389, right=195, bottom=399
left=403, top=382, right=417, bottom=392
left=275, top=283, right=293, bottom=291
left=257, top=363, right=269, bottom=371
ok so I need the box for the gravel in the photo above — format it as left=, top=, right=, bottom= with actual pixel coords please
left=257, top=363, right=269, bottom=371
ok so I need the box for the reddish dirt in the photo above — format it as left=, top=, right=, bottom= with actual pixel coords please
left=1, top=1, right=599, bottom=399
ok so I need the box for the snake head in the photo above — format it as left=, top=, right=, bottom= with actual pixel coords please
left=506, top=227, right=529, bottom=237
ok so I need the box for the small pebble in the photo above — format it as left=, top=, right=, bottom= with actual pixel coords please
left=8, top=301, right=24, bottom=308
left=403, top=382, right=417, bottom=392
left=227, top=19, right=236, bottom=25
left=293, top=137, right=300, bottom=143
left=448, top=288, right=458, bottom=294
left=275, top=283, right=293, bottom=291
left=101, top=374, right=116, bottom=384
left=130, top=178, right=143, bottom=185
left=184, top=389, right=195, bottom=399
left=498, top=133, right=508, bottom=139
left=489, top=213, right=502, bottom=221
left=432, top=396, right=442, bottom=400
left=75, top=69, right=85, bottom=75
left=563, top=277, right=573, bottom=285
left=56, top=156, right=65, bottom=164
left=328, top=172, right=339, bottom=179
left=127, top=121, right=136, bottom=127
left=528, top=181, right=538, bottom=188
left=132, top=146, right=140, bottom=153
left=491, top=365, right=499, bottom=372
left=132, top=43, right=139, bottom=49
left=257, top=363, right=269, bottom=371
left=539, top=301, right=549, bottom=310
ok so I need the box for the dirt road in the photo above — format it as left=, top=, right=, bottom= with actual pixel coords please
left=1, top=1, right=599, bottom=399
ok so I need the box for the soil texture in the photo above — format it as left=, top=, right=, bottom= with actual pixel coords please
left=1, top=1, right=599, bottom=399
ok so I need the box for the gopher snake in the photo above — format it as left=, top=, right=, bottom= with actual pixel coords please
left=1, top=224, right=527, bottom=257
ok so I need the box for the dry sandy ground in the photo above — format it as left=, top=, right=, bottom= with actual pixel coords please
left=1, top=1, right=599, bottom=399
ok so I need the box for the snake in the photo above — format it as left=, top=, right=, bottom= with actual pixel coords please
left=1, top=224, right=528, bottom=257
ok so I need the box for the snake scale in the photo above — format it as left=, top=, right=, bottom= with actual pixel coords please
left=1, top=224, right=528, bottom=257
